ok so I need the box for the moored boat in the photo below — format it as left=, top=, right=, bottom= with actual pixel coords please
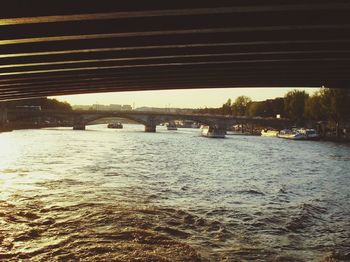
left=261, top=129, right=279, bottom=137
left=166, top=123, right=177, bottom=130
left=298, top=128, right=320, bottom=140
left=107, top=122, right=123, bottom=129
left=277, top=129, right=305, bottom=140
left=201, top=126, right=225, bottom=138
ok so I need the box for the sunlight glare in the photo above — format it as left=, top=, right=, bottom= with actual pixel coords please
left=0, top=134, right=20, bottom=169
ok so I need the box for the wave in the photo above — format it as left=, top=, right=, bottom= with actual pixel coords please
left=0, top=200, right=206, bottom=261
left=285, top=203, right=327, bottom=232
left=237, top=189, right=265, bottom=196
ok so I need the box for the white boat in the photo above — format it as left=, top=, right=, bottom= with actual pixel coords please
left=298, top=128, right=320, bottom=140
left=261, top=129, right=279, bottom=137
left=201, top=126, right=225, bottom=138
left=166, top=123, right=177, bottom=130
left=277, top=129, right=305, bottom=140
left=107, top=122, right=123, bottom=129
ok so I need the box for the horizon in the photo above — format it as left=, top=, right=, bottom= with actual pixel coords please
left=52, top=87, right=318, bottom=108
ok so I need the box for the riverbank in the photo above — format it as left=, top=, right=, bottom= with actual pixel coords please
left=226, top=129, right=350, bottom=142
left=320, top=135, right=350, bottom=143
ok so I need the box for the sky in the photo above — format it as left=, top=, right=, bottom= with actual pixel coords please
left=51, top=87, right=318, bottom=108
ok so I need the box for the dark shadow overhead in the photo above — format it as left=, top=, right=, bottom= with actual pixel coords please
left=0, top=0, right=349, bottom=100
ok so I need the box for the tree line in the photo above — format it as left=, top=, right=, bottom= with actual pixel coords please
left=5, top=98, right=72, bottom=111
left=195, top=88, right=350, bottom=126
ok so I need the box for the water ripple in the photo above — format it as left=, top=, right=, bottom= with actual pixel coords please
left=0, top=125, right=349, bottom=261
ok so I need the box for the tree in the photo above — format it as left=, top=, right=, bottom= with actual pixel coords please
left=232, top=96, right=252, bottom=116
left=265, top=98, right=285, bottom=117
left=248, top=101, right=265, bottom=117
left=315, top=87, right=350, bottom=136
left=247, top=98, right=285, bottom=117
left=304, top=91, right=326, bottom=121
left=7, top=98, right=72, bottom=111
left=222, top=98, right=232, bottom=115
left=324, top=88, right=350, bottom=124
left=284, top=90, right=309, bottom=124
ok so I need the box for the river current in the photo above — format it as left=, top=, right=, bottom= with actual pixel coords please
left=0, top=124, right=349, bottom=261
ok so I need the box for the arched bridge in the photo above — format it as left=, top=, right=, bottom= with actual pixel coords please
left=7, top=109, right=292, bottom=132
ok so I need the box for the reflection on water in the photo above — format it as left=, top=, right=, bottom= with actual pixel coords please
left=0, top=124, right=349, bottom=261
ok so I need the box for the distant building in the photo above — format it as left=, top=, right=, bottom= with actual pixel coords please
left=74, top=104, right=196, bottom=112
left=109, top=104, right=122, bottom=110
left=122, top=105, right=132, bottom=111
left=72, top=105, right=91, bottom=110
left=92, top=104, right=108, bottom=111
left=135, top=107, right=193, bottom=113
left=76, top=104, right=133, bottom=111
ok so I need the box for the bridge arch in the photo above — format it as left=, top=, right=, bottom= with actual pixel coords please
left=77, top=113, right=220, bottom=132
left=81, top=114, right=149, bottom=126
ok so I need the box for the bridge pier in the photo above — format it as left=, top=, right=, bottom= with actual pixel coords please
left=73, top=115, right=86, bottom=130
left=216, top=125, right=227, bottom=133
left=0, top=105, right=11, bottom=132
left=73, top=123, right=86, bottom=130
left=250, top=123, right=254, bottom=134
left=145, top=125, right=156, bottom=132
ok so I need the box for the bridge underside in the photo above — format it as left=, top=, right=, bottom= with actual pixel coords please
left=0, top=0, right=350, bottom=101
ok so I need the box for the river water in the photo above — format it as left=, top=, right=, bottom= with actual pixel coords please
left=0, top=124, right=349, bottom=261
